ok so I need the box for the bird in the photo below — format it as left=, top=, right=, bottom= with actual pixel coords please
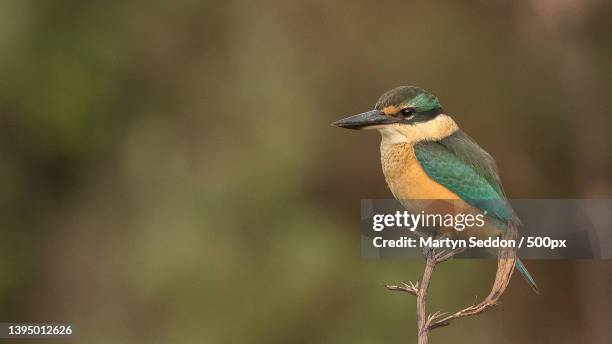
left=332, top=85, right=538, bottom=293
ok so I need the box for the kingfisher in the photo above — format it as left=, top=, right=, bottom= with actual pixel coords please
left=333, top=86, right=538, bottom=292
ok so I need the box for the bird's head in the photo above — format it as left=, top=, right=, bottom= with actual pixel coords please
left=332, top=86, right=458, bottom=143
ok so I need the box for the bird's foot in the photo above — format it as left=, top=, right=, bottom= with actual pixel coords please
left=434, top=247, right=467, bottom=263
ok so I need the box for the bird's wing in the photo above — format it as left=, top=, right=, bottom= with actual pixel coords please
left=439, top=130, right=506, bottom=197
left=413, top=131, right=519, bottom=225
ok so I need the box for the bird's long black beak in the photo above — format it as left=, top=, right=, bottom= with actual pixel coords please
left=331, top=110, right=393, bottom=129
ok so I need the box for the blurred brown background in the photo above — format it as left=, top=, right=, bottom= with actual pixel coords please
left=1, top=0, right=611, bottom=343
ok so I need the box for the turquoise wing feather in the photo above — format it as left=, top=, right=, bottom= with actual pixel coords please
left=415, top=131, right=537, bottom=292
left=437, top=130, right=507, bottom=197
left=413, top=131, right=518, bottom=225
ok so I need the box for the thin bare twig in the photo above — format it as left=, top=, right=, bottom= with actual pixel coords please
left=386, top=232, right=517, bottom=344
left=385, top=281, right=419, bottom=296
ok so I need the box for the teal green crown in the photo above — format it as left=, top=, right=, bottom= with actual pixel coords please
left=375, top=86, right=441, bottom=112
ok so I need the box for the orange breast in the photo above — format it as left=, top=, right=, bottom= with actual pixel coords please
left=380, top=142, right=502, bottom=239
left=380, top=143, right=460, bottom=200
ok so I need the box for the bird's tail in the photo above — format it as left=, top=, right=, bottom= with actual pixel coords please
left=487, top=222, right=539, bottom=301
left=515, top=258, right=539, bottom=294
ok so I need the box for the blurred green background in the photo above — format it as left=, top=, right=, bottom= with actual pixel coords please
left=1, top=1, right=611, bottom=343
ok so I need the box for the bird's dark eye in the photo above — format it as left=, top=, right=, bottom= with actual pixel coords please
left=400, top=108, right=415, bottom=118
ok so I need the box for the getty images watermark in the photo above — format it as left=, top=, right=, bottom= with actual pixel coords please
left=371, top=209, right=564, bottom=251
left=361, top=199, right=612, bottom=259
